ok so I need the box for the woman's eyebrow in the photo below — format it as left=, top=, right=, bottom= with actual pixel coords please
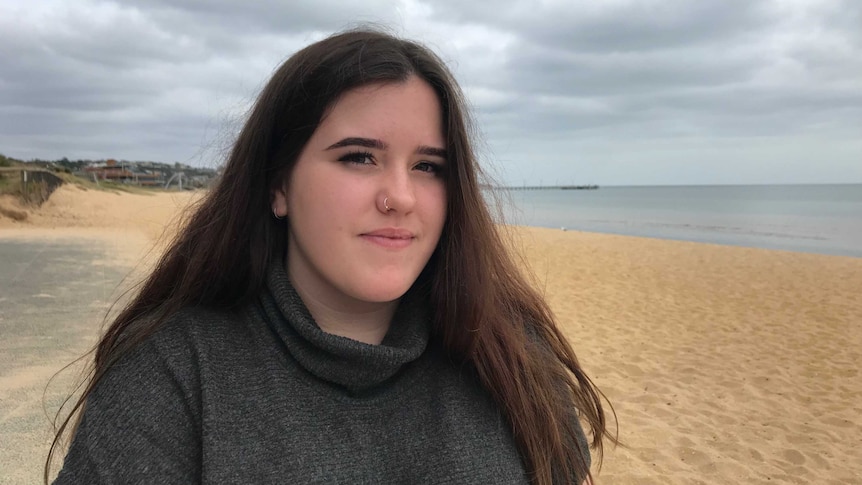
left=418, top=146, right=447, bottom=159
left=326, top=137, right=447, bottom=158
left=326, top=137, right=386, bottom=150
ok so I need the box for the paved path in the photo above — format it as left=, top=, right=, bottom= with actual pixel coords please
left=0, top=235, right=132, bottom=484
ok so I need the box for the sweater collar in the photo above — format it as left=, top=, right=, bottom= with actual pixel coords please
left=261, top=259, right=431, bottom=394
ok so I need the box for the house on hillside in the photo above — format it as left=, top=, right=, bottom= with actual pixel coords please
left=83, top=159, right=165, bottom=186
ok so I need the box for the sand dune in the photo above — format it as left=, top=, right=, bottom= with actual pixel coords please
left=2, top=185, right=861, bottom=484
left=2, top=183, right=199, bottom=237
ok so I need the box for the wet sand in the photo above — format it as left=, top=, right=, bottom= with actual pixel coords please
left=2, top=185, right=861, bottom=484
left=0, top=236, right=133, bottom=484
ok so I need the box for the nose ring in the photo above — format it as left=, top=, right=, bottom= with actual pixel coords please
left=383, top=197, right=392, bottom=212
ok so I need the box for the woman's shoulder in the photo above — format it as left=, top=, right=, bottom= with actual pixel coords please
left=109, top=304, right=260, bottom=383
left=84, top=303, right=268, bottom=429
left=151, top=305, right=247, bottom=346
left=155, top=300, right=270, bottom=343
left=52, top=306, right=241, bottom=483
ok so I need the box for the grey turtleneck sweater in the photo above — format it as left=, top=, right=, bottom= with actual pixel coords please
left=55, top=262, right=589, bottom=484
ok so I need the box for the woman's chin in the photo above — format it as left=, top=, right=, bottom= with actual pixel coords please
left=350, top=279, right=416, bottom=304
left=357, top=288, right=410, bottom=304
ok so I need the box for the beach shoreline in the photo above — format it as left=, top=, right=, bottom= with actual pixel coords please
left=2, top=186, right=861, bottom=484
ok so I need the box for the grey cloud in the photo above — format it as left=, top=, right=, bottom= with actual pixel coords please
left=426, top=0, right=771, bottom=52
left=443, top=0, right=862, bottom=175
left=499, top=42, right=764, bottom=96
left=1, top=0, right=860, bottom=184
left=122, top=0, right=400, bottom=33
left=116, top=0, right=405, bottom=56
left=518, top=1, right=770, bottom=52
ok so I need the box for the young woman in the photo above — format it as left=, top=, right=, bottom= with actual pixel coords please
left=49, top=29, right=615, bottom=484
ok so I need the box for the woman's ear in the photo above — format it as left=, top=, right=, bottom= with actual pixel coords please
left=270, top=181, right=289, bottom=219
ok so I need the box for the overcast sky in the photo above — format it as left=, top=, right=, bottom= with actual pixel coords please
left=2, top=0, right=860, bottom=186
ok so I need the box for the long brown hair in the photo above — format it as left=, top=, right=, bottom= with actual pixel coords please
left=47, top=28, right=616, bottom=484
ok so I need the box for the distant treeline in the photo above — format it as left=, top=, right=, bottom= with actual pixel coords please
left=0, top=153, right=15, bottom=167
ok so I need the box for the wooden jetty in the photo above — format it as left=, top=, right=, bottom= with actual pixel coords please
left=500, top=185, right=599, bottom=191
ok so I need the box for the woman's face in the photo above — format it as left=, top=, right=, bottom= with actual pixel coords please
left=272, top=76, right=447, bottom=310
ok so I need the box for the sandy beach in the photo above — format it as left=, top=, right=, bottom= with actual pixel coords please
left=2, top=185, right=861, bottom=484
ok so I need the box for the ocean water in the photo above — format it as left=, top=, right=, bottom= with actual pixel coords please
left=494, top=184, right=862, bottom=258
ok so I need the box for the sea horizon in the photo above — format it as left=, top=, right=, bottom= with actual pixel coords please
left=498, top=182, right=862, bottom=188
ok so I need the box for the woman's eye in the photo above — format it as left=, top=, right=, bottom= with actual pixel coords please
left=415, top=161, right=444, bottom=175
left=339, top=151, right=374, bottom=165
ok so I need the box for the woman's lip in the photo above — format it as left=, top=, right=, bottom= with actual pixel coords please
left=360, top=228, right=415, bottom=248
left=362, top=228, right=415, bottom=238
left=360, top=234, right=414, bottom=249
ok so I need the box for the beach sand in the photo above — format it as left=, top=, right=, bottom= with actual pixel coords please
left=510, top=228, right=862, bottom=484
left=2, top=185, right=861, bottom=484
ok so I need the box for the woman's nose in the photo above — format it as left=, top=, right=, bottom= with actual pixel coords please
left=378, top=167, right=416, bottom=214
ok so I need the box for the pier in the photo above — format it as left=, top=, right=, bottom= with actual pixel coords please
left=500, top=185, right=599, bottom=191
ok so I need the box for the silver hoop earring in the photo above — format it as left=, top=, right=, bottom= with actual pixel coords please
left=383, top=197, right=392, bottom=212
left=273, top=208, right=285, bottom=220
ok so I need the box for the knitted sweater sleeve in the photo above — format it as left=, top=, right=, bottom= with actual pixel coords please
left=54, top=329, right=201, bottom=484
